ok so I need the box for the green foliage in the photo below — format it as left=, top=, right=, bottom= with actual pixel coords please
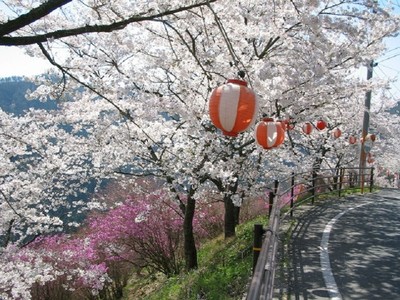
left=126, top=216, right=266, bottom=300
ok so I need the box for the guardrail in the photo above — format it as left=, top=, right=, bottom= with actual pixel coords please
left=246, top=167, right=374, bottom=300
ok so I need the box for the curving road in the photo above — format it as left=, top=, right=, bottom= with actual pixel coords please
left=277, top=189, right=400, bottom=300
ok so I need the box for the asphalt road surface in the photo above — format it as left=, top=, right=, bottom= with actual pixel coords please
left=277, top=189, right=400, bottom=300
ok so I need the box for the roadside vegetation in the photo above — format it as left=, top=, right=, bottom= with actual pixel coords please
left=124, top=185, right=373, bottom=300
left=15, top=179, right=269, bottom=300
left=125, top=215, right=266, bottom=300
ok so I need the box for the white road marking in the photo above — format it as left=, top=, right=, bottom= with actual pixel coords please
left=320, top=203, right=368, bottom=299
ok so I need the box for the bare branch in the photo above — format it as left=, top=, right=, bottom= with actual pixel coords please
left=0, top=0, right=217, bottom=46
left=0, top=0, right=72, bottom=36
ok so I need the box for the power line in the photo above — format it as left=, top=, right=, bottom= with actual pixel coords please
left=378, top=62, right=400, bottom=74
left=378, top=51, right=400, bottom=63
left=383, top=46, right=400, bottom=54
left=375, top=65, right=400, bottom=97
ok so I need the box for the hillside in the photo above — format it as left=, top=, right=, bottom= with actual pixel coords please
left=0, top=76, right=57, bottom=114
left=0, top=75, right=99, bottom=235
left=122, top=215, right=264, bottom=300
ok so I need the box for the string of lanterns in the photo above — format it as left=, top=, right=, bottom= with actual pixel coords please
left=208, top=78, right=376, bottom=150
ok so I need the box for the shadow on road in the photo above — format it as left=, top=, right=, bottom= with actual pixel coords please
left=275, top=190, right=400, bottom=300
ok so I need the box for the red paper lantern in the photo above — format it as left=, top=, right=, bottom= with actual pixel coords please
left=280, top=119, right=295, bottom=131
left=332, top=128, right=342, bottom=139
left=369, top=134, right=376, bottom=142
left=349, top=136, right=357, bottom=144
left=255, top=118, right=285, bottom=149
left=302, top=122, right=313, bottom=135
left=209, top=79, right=257, bottom=137
left=316, top=119, right=327, bottom=130
left=361, top=134, right=376, bottom=151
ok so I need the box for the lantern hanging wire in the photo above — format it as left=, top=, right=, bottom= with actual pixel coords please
left=206, top=3, right=252, bottom=88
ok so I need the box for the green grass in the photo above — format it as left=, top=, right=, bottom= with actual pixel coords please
left=124, top=215, right=266, bottom=300
left=294, top=185, right=379, bottom=206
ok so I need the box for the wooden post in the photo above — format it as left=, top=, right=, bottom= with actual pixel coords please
left=312, top=170, right=317, bottom=205
left=290, top=172, right=295, bottom=218
left=252, top=224, right=264, bottom=273
left=269, top=180, right=279, bottom=218
left=370, top=167, right=374, bottom=192
left=268, top=191, right=274, bottom=218
left=338, top=168, right=344, bottom=197
left=274, top=179, right=279, bottom=196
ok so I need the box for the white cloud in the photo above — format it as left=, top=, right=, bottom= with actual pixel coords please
left=0, top=46, right=52, bottom=78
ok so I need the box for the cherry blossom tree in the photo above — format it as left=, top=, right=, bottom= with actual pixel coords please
left=0, top=108, right=99, bottom=248
left=1, top=2, right=400, bottom=295
left=0, top=182, right=228, bottom=299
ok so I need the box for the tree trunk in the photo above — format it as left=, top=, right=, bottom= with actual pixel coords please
left=183, top=195, right=198, bottom=270
left=224, top=194, right=236, bottom=238
left=234, top=206, right=240, bottom=226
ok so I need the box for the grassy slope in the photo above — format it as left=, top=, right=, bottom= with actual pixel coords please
left=124, top=215, right=266, bottom=300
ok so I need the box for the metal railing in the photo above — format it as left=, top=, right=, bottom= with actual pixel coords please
left=246, top=167, right=374, bottom=300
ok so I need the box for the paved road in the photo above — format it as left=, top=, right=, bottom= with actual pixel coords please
left=276, top=189, right=400, bottom=300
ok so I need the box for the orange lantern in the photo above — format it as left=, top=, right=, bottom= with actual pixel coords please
left=332, top=128, right=342, bottom=139
left=209, top=79, right=257, bottom=137
left=362, top=133, right=375, bottom=153
left=255, top=118, right=285, bottom=149
left=302, top=122, right=313, bottom=135
left=287, top=120, right=295, bottom=130
left=369, top=134, right=376, bottom=142
left=280, top=118, right=295, bottom=131
left=316, top=119, right=327, bottom=130
left=349, top=136, right=357, bottom=144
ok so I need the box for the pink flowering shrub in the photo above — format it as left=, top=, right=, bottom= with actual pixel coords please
left=239, top=196, right=270, bottom=223
left=279, top=184, right=306, bottom=208
left=27, top=234, right=112, bottom=299
left=263, top=184, right=306, bottom=212
left=2, top=185, right=260, bottom=299
left=22, top=190, right=200, bottom=299
left=84, top=192, right=186, bottom=276
left=0, top=237, right=111, bottom=300
left=0, top=245, right=56, bottom=300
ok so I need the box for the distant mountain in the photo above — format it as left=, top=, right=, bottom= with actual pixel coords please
left=0, top=76, right=57, bottom=115
left=388, top=101, right=400, bottom=115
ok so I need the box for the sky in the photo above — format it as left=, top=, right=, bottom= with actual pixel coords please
left=373, top=36, right=400, bottom=101
left=0, top=46, right=52, bottom=77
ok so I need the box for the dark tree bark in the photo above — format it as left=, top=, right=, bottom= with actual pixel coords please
left=234, top=206, right=240, bottom=226
left=0, top=0, right=217, bottom=46
left=0, top=0, right=72, bottom=37
left=224, top=193, right=236, bottom=238
left=183, top=194, right=197, bottom=270
left=223, top=177, right=239, bottom=238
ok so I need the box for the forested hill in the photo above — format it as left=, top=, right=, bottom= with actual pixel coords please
left=0, top=76, right=57, bottom=114
left=389, top=101, right=400, bottom=115
left=2, top=76, right=400, bottom=117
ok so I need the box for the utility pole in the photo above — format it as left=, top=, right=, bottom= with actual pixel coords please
left=359, top=61, right=375, bottom=191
